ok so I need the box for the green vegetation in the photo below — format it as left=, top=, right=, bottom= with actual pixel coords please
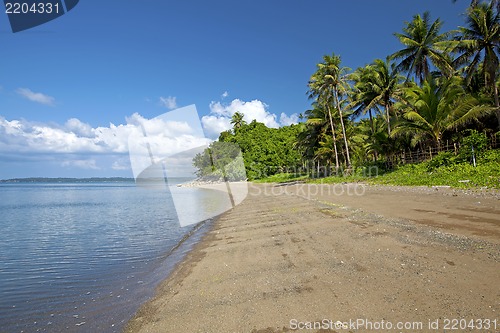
left=301, top=146, right=500, bottom=189
left=194, top=1, right=500, bottom=189
left=372, top=148, right=500, bottom=188
left=194, top=119, right=302, bottom=180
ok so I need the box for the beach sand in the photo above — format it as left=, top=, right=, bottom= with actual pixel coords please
left=125, top=183, right=499, bottom=333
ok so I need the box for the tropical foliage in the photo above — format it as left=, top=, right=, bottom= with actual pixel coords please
left=390, top=11, right=453, bottom=82
left=296, top=0, right=499, bottom=177
left=194, top=1, right=500, bottom=188
left=392, top=75, right=494, bottom=149
left=194, top=120, right=302, bottom=180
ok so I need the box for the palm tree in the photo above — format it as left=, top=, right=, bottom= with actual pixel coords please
left=301, top=104, right=340, bottom=171
left=391, top=12, right=453, bottom=83
left=349, top=65, right=380, bottom=135
left=230, top=111, right=246, bottom=130
left=314, top=135, right=337, bottom=176
left=350, top=117, right=391, bottom=164
left=393, top=76, right=494, bottom=149
left=450, top=1, right=500, bottom=128
left=349, top=58, right=404, bottom=136
left=308, top=54, right=352, bottom=168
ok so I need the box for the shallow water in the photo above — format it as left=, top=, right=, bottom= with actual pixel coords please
left=0, top=181, right=215, bottom=332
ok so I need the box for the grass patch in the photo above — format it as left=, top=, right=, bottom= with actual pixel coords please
left=372, top=160, right=499, bottom=189
left=256, top=149, right=500, bottom=189
left=371, top=149, right=500, bottom=189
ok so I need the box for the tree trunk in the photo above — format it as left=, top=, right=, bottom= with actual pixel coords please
left=368, top=109, right=375, bottom=135
left=326, top=104, right=340, bottom=172
left=494, top=83, right=500, bottom=130
left=368, top=109, right=378, bottom=162
left=385, top=98, right=392, bottom=136
left=334, top=89, right=351, bottom=169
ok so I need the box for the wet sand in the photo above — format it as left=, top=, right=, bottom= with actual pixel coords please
left=125, top=183, right=499, bottom=333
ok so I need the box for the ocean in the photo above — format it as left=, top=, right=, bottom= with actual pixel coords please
left=0, top=180, right=216, bottom=333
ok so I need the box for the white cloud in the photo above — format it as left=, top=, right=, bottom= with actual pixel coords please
left=0, top=107, right=213, bottom=177
left=202, top=98, right=301, bottom=139
left=0, top=101, right=298, bottom=176
left=211, top=99, right=278, bottom=126
left=126, top=112, right=194, bottom=137
left=221, top=91, right=229, bottom=99
left=201, top=115, right=232, bottom=139
left=126, top=106, right=211, bottom=179
left=279, top=112, right=299, bottom=126
left=159, top=96, right=177, bottom=110
left=65, top=118, right=94, bottom=138
left=16, top=88, right=55, bottom=106
left=0, top=113, right=209, bottom=158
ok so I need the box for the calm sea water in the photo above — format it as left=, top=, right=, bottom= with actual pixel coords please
left=0, top=181, right=216, bottom=333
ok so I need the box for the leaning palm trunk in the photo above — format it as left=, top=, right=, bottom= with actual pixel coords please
left=334, top=90, right=351, bottom=169
left=495, top=85, right=500, bottom=129
left=385, top=97, right=392, bottom=136
left=326, top=104, right=340, bottom=172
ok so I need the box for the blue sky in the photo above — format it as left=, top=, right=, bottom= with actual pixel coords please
left=0, top=0, right=471, bottom=178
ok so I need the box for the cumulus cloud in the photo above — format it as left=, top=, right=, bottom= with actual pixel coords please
left=127, top=105, right=211, bottom=179
left=159, top=96, right=178, bottom=110
left=209, top=99, right=278, bottom=126
left=221, top=91, right=229, bottom=99
left=65, top=118, right=95, bottom=138
left=201, top=98, right=299, bottom=139
left=201, top=115, right=232, bottom=139
left=0, top=110, right=210, bottom=177
left=279, top=112, right=299, bottom=126
left=16, top=88, right=55, bottom=106
left=0, top=100, right=299, bottom=177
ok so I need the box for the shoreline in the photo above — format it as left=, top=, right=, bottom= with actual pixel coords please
left=125, top=183, right=499, bottom=332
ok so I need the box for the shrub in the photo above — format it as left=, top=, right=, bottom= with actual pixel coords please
left=426, top=151, right=456, bottom=171
left=458, top=130, right=488, bottom=163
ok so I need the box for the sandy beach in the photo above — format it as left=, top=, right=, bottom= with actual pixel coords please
left=125, top=183, right=499, bottom=333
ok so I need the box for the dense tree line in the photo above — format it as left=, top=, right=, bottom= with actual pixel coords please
left=195, top=1, right=499, bottom=180
left=301, top=0, right=499, bottom=174
left=194, top=115, right=302, bottom=180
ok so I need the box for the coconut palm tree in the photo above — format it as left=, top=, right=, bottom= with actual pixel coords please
left=349, top=65, right=380, bottom=135
left=391, top=12, right=453, bottom=83
left=349, top=58, right=404, bottom=136
left=308, top=54, right=352, bottom=168
left=350, top=117, right=392, bottom=164
left=230, top=111, right=246, bottom=130
left=392, top=76, right=494, bottom=149
left=450, top=1, right=500, bottom=127
left=300, top=104, right=340, bottom=171
left=314, top=135, right=338, bottom=176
